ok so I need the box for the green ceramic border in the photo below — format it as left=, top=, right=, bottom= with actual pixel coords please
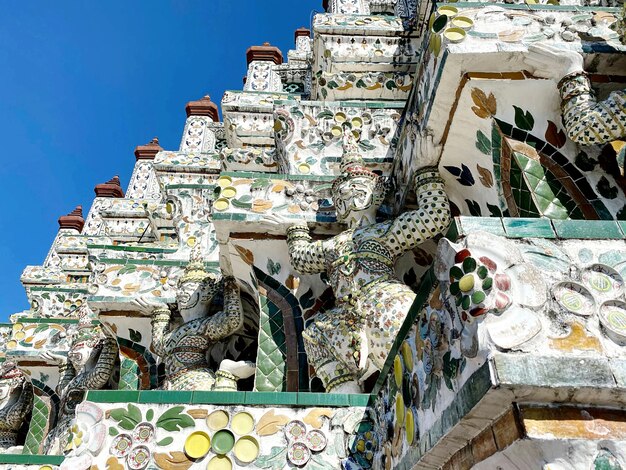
left=86, top=390, right=371, bottom=407
left=450, top=217, right=626, bottom=240
left=0, top=454, right=64, bottom=465
left=87, top=244, right=178, bottom=253
left=29, top=286, right=89, bottom=293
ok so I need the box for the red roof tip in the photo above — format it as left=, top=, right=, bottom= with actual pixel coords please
left=246, top=43, right=283, bottom=66
left=135, top=137, right=163, bottom=160
left=95, top=175, right=124, bottom=198
left=58, top=205, right=85, bottom=232
left=295, top=27, right=311, bottom=41
left=185, top=95, right=219, bottom=121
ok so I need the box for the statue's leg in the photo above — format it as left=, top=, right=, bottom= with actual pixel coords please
left=302, top=309, right=361, bottom=393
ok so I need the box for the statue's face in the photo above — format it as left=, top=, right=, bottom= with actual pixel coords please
left=68, top=340, right=98, bottom=370
left=333, top=176, right=377, bottom=222
left=177, top=280, right=212, bottom=314
left=0, top=363, right=22, bottom=400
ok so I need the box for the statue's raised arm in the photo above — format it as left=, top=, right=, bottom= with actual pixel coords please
left=524, top=43, right=626, bottom=146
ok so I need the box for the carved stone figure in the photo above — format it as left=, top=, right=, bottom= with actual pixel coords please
left=0, top=362, right=33, bottom=451
left=285, top=130, right=450, bottom=393
left=43, top=313, right=118, bottom=454
left=524, top=44, right=625, bottom=146
left=135, top=249, right=255, bottom=391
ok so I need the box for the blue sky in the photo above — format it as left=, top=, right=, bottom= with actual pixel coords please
left=0, top=1, right=319, bottom=321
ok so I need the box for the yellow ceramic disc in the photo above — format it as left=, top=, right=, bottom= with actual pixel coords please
left=6, top=340, right=17, bottom=349
left=207, top=410, right=230, bottom=431
left=39, top=466, right=53, bottom=470
left=207, top=455, right=232, bottom=470
left=396, top=394, right=405, bottom=426
left=217, top=176, right=232, bottom=188
left=214, top=198, right=230, bottom=212
left=185, top=431, right=211, bottom=459
left=444, top=27, right=466, bottom=42
left=14, top=331, right=25, bottom=340
left=393, top=355, right=403, bottom=387
left=437, top=5, right=458, bottom=16
left=452, top=16, right=473, bottom=29
left=231, top=412, right=255, bottom=435
left=406, top=408, right=415, bottom=445
left=298, top=163, right=311, bottom=174
left=401, top=342, right=414, bottom=371
left=234, top=436, right=260, bottom=463
left=221, top=187, right=237, bottom=199
left=12, top=323, right=23, bottom=332
left=331, top=126, right=343, bottom=137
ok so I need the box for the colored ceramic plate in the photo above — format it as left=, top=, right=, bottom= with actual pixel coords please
left=231, top=412, right=254, bottom=435
left=553, top=282, right=595, bottom=316
left=452, top=16, right=473, bottom=29
left=221, top=186, right=237, bottom=199
left=284, top=420, right=307, bottom=442
left=127, top=445, right=151, bottom=470
left=214, top=198, right=230, bottom=212
left=582, top=264, right=624, bottom=298
left=405, top=408, right=415, bottom=446
left=432, top=14, right=448, bottom=33
left=444, top=27, right=466, bottom=43
left=110, top=433, right=133, bottom=457
left=132, top=422, right=155, bottom=444
left=234, top=436, right=260, bottom=463
left=437, top=5, right=458, bottom=16
left=207, top=455, right=232, bottom=470
left=212, top=429, right=235, bottom=455
left=393, top=355, right=403, bottom=387
left=599, top=300, right=626, bottom=343
left=287, top=442, right=311, bottom=466
left=395, top=394, right=405, bottom=426
left=185, top=431, right=211, bottom=459
left=207, top=410, right=230, bottom=430
left=306, top=429, right=327, bottom=452
left=217, top=176, right=232, bottom=188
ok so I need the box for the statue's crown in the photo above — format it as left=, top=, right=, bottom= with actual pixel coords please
left=178, top=245, right=217, bottom=286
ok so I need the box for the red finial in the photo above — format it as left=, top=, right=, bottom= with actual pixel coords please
left=134, top=136, right=163, bottom=160
left=246, top=43, right=283, bottom=66
left=94, top=175, right=124, bottom=198
left=185, top=95, right=219, bottom=121
left=58, top=205, right=84, bottom=232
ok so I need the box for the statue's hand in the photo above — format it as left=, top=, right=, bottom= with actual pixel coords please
left=415, top=130, right=441, bottom=170
left=524, top=44, right=584, bottom=81
left=41, top=350, right=68, bottom=365
left=132, top=296, right=169, bottom=316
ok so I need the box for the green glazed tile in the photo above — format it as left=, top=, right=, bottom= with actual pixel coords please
left=192, top=391, right=246, bottom=405
left=86, top=390, right=140, bottom=403
left=502, top=217, right=555, bottom=238
left=457, top=217, right=506, bottom=236
left=552, top=220, right=624, bottom=240
left=295, top=392, right=354, bottom=407
left=245, top=391, right=297, bottom=405
left=139, top=390, right=192, bottom=404
left=0, top=455, right=64, bottom=465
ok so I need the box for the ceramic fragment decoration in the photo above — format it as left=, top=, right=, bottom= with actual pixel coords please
left=211, top=429, right=235, bottom=455
left=284, top=420, right=307, bottom=442
left=127, top=445, right=151, bottom=470
left=581, top=264, right=624, bottom=299
left=305, top=429, right=327, bottom=452
left=553, top=282, right=595, bottom=316
left=110, top=434, right=133, bottom=458
left=233, top=436, right=260, bottom=463
left=207, top=455, right=233, bottom=470
left=231, top=412, right=254, bottom=435
left=132, top=422, right=154, bottom=444
left=288, top=442, right=311, bottom=466
left=207, top=410, right=230, bottom=431
left=599, top=300, right=626, bottom=344
left=486, top=306, right=542, bottom=350
left=184, top=431, right=211, bottom=459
